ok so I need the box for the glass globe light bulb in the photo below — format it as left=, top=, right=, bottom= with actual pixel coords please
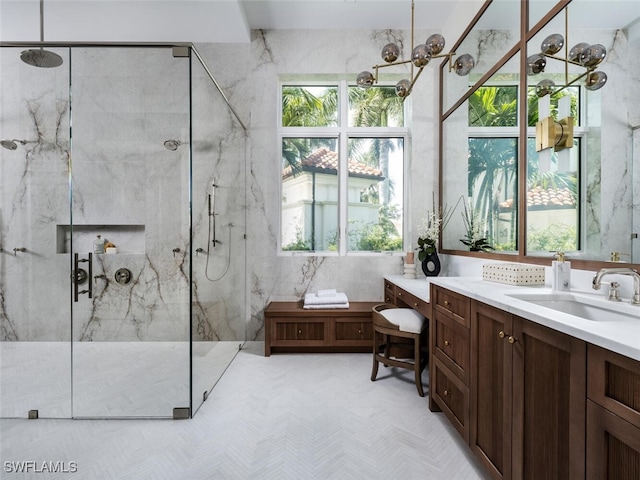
left=425, top=34, right=445, bottom=56
left=453, top=54, right=475, bottom=76
left=356, top=71, right=375, bottom=89
left=395, top=79, right=411, bottom=98
left=585, top=71, right=607, bottom=91
left=381, top=43, right=400, bottom=63
left=535, top=79, right=556, bottom=97
left=412, top=44, right=432, bottom=68
left=526, top=54, right=546, bottom=75
left=580, top=44, right=607, bottom=67
left=568, top=42, right=590, bottom=63
left=540, top=34, right=564, bottom=55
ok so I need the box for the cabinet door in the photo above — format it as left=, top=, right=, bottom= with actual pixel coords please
left=470, top=301, right=513, bottom=480
left=511, top=317, right=586, bottom=480
left=587, top=399, right=640, bottom=480
left=334, top=319, right=372, bottom=343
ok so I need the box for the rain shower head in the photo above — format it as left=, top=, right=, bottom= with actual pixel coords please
left=1, top=139, right=31, bottom=150
left=164, top=139, right=182, bottom=151
left=20, top=0, right=63, bottom=68
left=20, top=48, right=64, bottom=68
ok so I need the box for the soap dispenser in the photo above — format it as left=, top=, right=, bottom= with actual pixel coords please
left=551, top=251, right=570, bottom=291
left=93, top=235, right=105, bottom=254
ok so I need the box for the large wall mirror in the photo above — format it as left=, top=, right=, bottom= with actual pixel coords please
left=440, top=0, right=640, bottom=269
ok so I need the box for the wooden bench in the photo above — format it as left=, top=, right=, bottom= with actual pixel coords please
left=264, top=301, right=378, bottom=356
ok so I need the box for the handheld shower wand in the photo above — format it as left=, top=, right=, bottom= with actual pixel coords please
left=209, top=181, right=217, bottom=247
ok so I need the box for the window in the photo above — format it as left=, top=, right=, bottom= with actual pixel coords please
left=466, top=85, right=583, bottom=253
left=526, top=87, right=581, bottom=253
left=467, top=86, right=519, bottom=252
left=280, top=82, right=407, bottom=255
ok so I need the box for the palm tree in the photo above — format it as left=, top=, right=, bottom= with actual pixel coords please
left=348, top=86, right=403, bottom=205
left=467, top=86, right=519, bottom=248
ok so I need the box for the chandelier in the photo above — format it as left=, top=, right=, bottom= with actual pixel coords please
left=527, top=9, right=607, bottom=98
left=356, top=0, right=475, bottom=98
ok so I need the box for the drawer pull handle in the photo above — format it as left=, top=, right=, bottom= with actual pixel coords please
left=443, top=389, right=449, bottom=397
left=398, top=292, right=402, bottom=296
left=444, top=340, right=450, bottom=346
left=413, top=302, right=418, bottom=307
left=444, top=300, right=450, bottom=306
left=498, top=330, right=506, bottom=339
left=508, top=336, right=517, bottom=344
left=298, top=330, right=302, bottom=334
left=358, top=329, right=362, bottom=334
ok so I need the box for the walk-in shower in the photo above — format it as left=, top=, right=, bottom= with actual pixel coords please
left=0, top=43, right=247, bottom=419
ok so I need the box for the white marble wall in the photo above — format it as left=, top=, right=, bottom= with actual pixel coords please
left=0, top=46, right=247, bottom=343
left=196, top=28, right=442, bottom=341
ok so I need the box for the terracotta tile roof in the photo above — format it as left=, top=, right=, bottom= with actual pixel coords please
left=282, top=147, right=384, bottom=180
left=499, top=186, right=576, bottom=210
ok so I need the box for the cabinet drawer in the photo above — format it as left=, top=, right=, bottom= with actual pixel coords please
left=433, top=310, right=469, bottom=384
left=431, top=285, right=470, bottom=327
left=432, top=356, right=469, bottom=442
left=395, top=288, right=429, bottom=318
left=588, top=344, right=640, bottom=429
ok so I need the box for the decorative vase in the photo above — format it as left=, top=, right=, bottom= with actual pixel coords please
left=421, top=251, right=441, bottom=277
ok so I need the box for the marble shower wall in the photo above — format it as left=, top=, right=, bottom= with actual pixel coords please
left=196, top=28, right=442, bottom=341
left=0, top=46, right=247, bottom=342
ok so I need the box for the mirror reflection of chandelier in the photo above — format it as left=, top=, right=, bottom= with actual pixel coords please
left=527, top=9, right=607, bottom=98
left=356, top=0, right=475, bottom=98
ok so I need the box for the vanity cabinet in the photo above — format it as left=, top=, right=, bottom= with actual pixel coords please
left=469, top=300, right=586, bottom=480
left=384, top=280, right=429, bottom=317
left=586, top=345, right=640, bottom=480
left=429, top=285, right=471, bottom=441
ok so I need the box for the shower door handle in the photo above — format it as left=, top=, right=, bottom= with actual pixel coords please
left=74, top=252, right=93, bottom=302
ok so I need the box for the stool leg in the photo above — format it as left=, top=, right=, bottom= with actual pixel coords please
left=414, top=336, right=424, bottom=397
left=371, top=331, right=379, bottom=381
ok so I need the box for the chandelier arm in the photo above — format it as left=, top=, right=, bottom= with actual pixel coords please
left=406, top=66, right=426, bottom=96
left=550, top=69, right=590, bottom=96
left=372, top=59, right=413, bottom=70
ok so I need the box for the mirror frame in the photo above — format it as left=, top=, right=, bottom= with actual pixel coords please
left=438, top=0, right=637, bottom=272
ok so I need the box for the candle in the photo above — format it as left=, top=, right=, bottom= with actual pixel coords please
left=406, top=251, right=414, bottom=264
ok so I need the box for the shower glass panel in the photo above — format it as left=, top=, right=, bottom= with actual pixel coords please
left=190, top=50, right=246, bottom=416
left=70, top=47, right=191, bottom=418
left=1, top=43, right=246, bottom=419
left=0, top=46, right=72, bottom=418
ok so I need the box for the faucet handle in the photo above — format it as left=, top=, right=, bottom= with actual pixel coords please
left=610, top=251, right=630, bottom=262
left=606, top=281, right=621, bottom=302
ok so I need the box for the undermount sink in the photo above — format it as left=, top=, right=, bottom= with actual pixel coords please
left=505, top=292, right=640, bottom=322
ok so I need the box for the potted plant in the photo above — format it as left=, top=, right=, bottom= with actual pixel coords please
left=460, top=198, right=494, bottom=252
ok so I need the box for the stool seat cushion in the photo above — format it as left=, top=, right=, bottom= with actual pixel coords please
left=379, top=308, right=425, bottom=334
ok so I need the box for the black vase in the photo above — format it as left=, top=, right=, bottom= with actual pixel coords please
left=421, top=251, right=441, bottom=277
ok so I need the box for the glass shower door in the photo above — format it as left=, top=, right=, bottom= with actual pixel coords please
left=0, top=46, right=72, bottom=418
left=69, top=47, right=191, bottom=418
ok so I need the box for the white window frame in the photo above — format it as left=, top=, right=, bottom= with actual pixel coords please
left=277, top=80, right=410, bottom=257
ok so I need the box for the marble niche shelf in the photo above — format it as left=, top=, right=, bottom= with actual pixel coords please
left=56, top=224, right=145, bottom=255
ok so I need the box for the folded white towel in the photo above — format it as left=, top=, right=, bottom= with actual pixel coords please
left=303, top=302, right=350, bottom=310
left=304, top=292, right=348, bottom=306
left=317, top=289, right=337, bottom=297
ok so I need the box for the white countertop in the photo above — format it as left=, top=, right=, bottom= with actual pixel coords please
left=385, top=274, right=640, bottom=361
left=384, top=274, right=432, bottom=302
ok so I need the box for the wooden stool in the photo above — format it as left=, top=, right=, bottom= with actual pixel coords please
left=370, top=303, right=428, bottom=396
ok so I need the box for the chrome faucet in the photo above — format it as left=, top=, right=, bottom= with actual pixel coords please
left=592, top=267, right=640, bottom=305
